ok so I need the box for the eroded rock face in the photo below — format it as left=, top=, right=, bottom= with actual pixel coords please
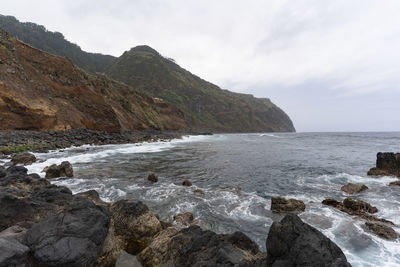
left=365, top=222, right=398, bottom=240
left=271, top=197, right=305, bottom=213
left=0, top=237, right=29, bottom=267
left=368, top=152, right=400, bottom=177
left=138, top=226, right=265, bottom=267
left=341, top=183, right=368, bottom=194
left=173, top=212, right=194, bottom=227
left=343, top=198, right=377, bottom=214
left=44, top=161, right=73, bottom=178
left=11, top=152, right=36, bottom=165
left=111, top=200, right=162, bottom=255
left=266, top=214, right=351, bottom=267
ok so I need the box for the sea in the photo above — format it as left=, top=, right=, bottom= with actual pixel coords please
left=25, top=132, right=400, bottom=266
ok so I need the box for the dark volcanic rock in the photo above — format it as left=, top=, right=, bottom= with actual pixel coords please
left=368, top=152, right=400, bottom=177
left=24, top=197, right=110, bottom=266
left=365, top=222, right=399, bottom=240
left=147, top=173, right=158, bottom=183
left=138, top=226, right=265, bottom=266
left=0, top=237, right=29, bottom=267
left=271, top=197, right=306, bottom=212
left=44, top=161, right=73, bottom=178
left=182, top=179, right=192, bottom=187
left=11, top=152, right=36, bottom=165
left=266, top=214, right=351, bottom=267
left=322, top=198, right=342, bottom=207
left=111, top=200, right=162, bottom=255
left=341, top=183, right=368, bottom=194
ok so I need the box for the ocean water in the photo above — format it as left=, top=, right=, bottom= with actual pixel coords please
left=26, top=133, right=400, bottom=266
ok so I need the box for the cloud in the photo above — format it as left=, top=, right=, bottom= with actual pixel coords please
left=2, top=0, right=400, bottom=131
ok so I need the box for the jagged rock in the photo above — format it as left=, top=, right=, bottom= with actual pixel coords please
left=365, top=222, right=398, bottom=240
left=0, top=237, right=29, bottom=267
left=271, top=197, right=305, bottom=212
left=24, top=197, right=110, bottom=266
left=174, top=212, right=194, bottom=227
left=182, top=179, right=192, bottom=187
left=110, top=200, right=162, bottom=255
left=341, top=183, right=368, bottom=194
left=11, top=152, right=36, bottom=165
left=343, top=198, right=377, bottom=214
left=44, top=161, right=73, bottom=178
left=77, top=189, right=108, bottom=206
left=389, top=180, right=400, bottom=186
left=138, top=226, right=265, bottom=266
left=147, top=173, right=158, bottom=183
left=266, top=214, right=351, bottom=267
left=368, top=152, right=400, bottom=177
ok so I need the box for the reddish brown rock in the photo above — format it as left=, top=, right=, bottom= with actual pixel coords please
left=182, top=179, right=192, bottom=187
left=365, top=222, right=398, bottom=240
left=147, top=173, right=158, bottom=183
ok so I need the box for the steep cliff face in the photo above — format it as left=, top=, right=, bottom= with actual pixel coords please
left=0, top=30, right=185, bottom=132
left=106, top=46, right=295, bottom=132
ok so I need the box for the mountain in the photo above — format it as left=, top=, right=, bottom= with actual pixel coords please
left=0, top=15, right=295, bottom=133
left=0, top=15, right=115, bottom=73
left=0, top=29, right=185, bottom=131
left=106, top=46, right=295, bottom=132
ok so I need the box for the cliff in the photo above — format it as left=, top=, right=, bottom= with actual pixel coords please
left=106, top=46, right=295, bottom=132
left=0, top=29, right=186, bottom=132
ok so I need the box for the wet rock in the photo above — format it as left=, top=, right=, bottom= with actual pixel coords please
left=343, top=198, right=378, bottom=214
left=341, top=183, right=368, bottom=194
left=147, top=173, right=158, bottom=183
left=44, top=161, right=73, bottom=178
left=0, top=166, right=5, bottom=178
left=368, top=152, right=400, bottom=177
left=271, top=197, right=305, bottom=212
left=182, top=179, right=192, bottom=186
left=24, top=197, right=110, bottom=266
left=174, top=212, right=194, bottom=227
left=111, top=200, right=162, bottom=255
left=266, top=214, right=351, bottom=267
left=77, top=189, right=107, bottom=206
left=193, top=189, right=205, bottom=196
left=11, top=152, right=36, bottom=165
left=0, top=237, right=29, bottom=267
left=138, top=226, right=265, bottom=266
left=322, top=198, right=341, bottom=207
left=365, top=222, right=399, bottom=240
left=389, top=180, right=400, bottom=186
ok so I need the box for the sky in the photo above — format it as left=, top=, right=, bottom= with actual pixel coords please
left=2, top=0, right=400, bottom=132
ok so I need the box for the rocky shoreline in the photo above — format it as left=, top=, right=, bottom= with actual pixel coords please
left=0, top=129, right=199, bottom=155
left=0, top=155, right=351, bottom=266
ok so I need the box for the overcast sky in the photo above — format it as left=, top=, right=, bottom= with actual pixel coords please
left=3, top=0, right=400, bottom=132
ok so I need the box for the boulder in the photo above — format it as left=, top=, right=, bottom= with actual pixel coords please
left=271, top=197, right=305, bottom=212
left=110, top=200, right=162, bottom=255
left=368, top=152, right=400, bottom=177
left=365, top=222, right=398, bottom=240
left=322, top=198, right=341, bottom=208
left=23, top=197, right=110, bottom=266
left=0, top=237, right=30, bottom=267
left=343, top=198, right=378, bottom=214
left=182, top=179, right=192, bottom=186
left=174, top=212, right=194, bottom=227
left=138, top=226, right=265, bottom=266
left=11, top=152, right=36, bottom=166
left=266, top=214, right=351, bottom=267
left=147, top=173, right=158, bottom=183
left=341, top=183, right=368, bottom=194
left=193, top=189, right=205, bottom=196
left=44, top=161, right=73, bottom=178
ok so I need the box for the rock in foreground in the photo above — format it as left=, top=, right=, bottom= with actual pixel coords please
left=266, top=214, right=351, bottom=267
left=341, top=183, right=368, bottom=194
left=368, top=152, right=400, bottom=177
left=271, top=197, right=305, bottom=213
left=11, top=152, right=36, bottom=166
